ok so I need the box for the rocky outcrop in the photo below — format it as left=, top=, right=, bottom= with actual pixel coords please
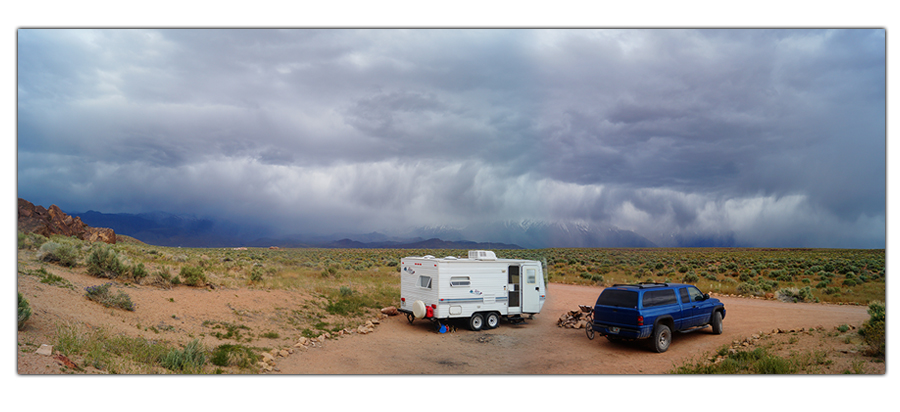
left=18, top=198, right=116, bottom=244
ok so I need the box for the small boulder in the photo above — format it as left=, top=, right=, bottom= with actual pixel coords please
left=35, top=344, right=53, bottom=356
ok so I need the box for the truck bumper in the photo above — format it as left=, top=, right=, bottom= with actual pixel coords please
left=592, top=323, right=651, bottom=340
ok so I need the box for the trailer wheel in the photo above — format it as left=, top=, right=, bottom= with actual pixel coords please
left=405, top=312, right=415, bottom=324
left=485, top=312, right=500, bottom=329
left=469, top=313, right=484, bottom=331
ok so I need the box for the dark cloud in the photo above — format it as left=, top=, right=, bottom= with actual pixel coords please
left=17, top=29, right=885, bottom=247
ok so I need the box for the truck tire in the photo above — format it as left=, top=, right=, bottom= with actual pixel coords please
left=485, top=312, right=500, bottom=329
left=711, top=311, right=723, bottom=334
left=652, top=324, right=672, bottom=353
left=469, top=313, right=484, bottom=331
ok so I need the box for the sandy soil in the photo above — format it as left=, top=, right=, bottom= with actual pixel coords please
left=17, top=259, right=878, bottom=375
left=271, top=283, right=875, bottom=374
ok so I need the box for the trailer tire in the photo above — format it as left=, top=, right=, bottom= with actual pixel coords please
left=469, top=313, right=484, bottom=331
left=485, top=312, right=500, bottom=329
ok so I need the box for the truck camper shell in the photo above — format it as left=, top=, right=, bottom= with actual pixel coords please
left=399, top=250, right=546, bottom=331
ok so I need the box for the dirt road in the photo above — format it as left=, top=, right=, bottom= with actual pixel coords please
left=272, top=283, right=869, bottom=374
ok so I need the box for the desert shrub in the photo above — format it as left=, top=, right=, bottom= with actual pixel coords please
left=18, top=293, right=32, bottom=330
left=210, top=344, right=259, bottom=368
left=824, top=287, right=841, bottom=295
left=249, top=265, right=265, bottom=283
left=775, top=286, right=815, bottom=303
left=579, top=272, right=604, bottom=283
left=86, top=244, right=127, bottom=278
left=738, top=272, right=752, bottom=282
left=682, top=272, right=700, bottom=283
left=131, top=263, right=149, bottom=280
left=160, top=339, right=206, bottom=372
left=39, top=241, right=79, bottom=267
left=737, top=282, right=763, bottom=296
left=842, top=278, right=857, bottom=287
left=19, top=232, right=48, bottom=250
left=179, top=266, right=206, bottom=286
left=84, top=283, right=135, bottom=311
left=859, top=301, right=885, bottom=357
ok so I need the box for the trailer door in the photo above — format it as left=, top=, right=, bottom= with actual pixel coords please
left=521, top=265, right=541, bottom=313
left=507, top=265, right=520, bottom=311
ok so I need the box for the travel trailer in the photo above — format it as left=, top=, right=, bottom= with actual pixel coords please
left=398, top=250, right=546, bottom=331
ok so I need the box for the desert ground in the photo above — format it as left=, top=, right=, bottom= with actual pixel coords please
left=17, top=263, right=880, bottom=375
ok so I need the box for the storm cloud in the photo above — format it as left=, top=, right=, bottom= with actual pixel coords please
left=17, top=29, right=885, bottom=247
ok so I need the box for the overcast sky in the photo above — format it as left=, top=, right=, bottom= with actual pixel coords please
left=17, top=29, right=885, bottom=247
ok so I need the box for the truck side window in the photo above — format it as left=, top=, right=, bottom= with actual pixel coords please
left=679, top=288, right=690, bottom=304
left=642, top=290, right=678, bottom=307
left=688, top=286, right=704, bottom=302
left=449, top=276, right=470, bottom=287
left=418, top=275, right=432, bottom=289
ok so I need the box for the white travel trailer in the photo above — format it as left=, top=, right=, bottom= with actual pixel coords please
left=398, top=250, right=546, bottom=331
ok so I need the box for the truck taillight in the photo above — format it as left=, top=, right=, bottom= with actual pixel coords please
left=637, top=316, right=644, bottom=326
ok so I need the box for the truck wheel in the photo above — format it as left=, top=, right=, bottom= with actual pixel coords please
left=485, top=312, right=500, bottom=329
left=652, top=324, right=672, bottom=353
left=711, top=311, right=723, bottom=334
left=469, top=313, right=484, bottom=331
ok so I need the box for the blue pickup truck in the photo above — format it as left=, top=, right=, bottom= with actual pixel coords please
left=589, top=283, right=725, bottom=353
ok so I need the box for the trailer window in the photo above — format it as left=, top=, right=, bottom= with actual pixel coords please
left=417, top=275, right=432, bottom=289
left=449, top=276, right=470, bottom=287
left=526, top=268, right=537, bottom=284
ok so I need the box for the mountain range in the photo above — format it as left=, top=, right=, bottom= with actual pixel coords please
left=70, top=210, right=663, bottom=249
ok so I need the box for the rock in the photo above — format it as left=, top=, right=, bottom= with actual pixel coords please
left=278, top=349, right=289, bottom=357
left=261, top=353, right=275, bottom=364
left=297, top=337, right=309, bottom=346
left=370, top=319, right=380, bottom=325
left=18, top=198, right=116, bottom=244
left=53, top=354, right=78, bottom=369
left=35, top=344, right=53, bottom=356
left=381, top=306, right=399, bottom=316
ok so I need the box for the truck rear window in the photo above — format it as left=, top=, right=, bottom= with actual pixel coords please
left=596, top=289, right=638, bottom=308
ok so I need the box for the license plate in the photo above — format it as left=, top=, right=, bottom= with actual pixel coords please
left=609, top=327, right=620, bottom=334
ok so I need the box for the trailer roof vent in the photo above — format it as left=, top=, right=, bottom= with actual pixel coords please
left=468, top=250, right=497, bottom=261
